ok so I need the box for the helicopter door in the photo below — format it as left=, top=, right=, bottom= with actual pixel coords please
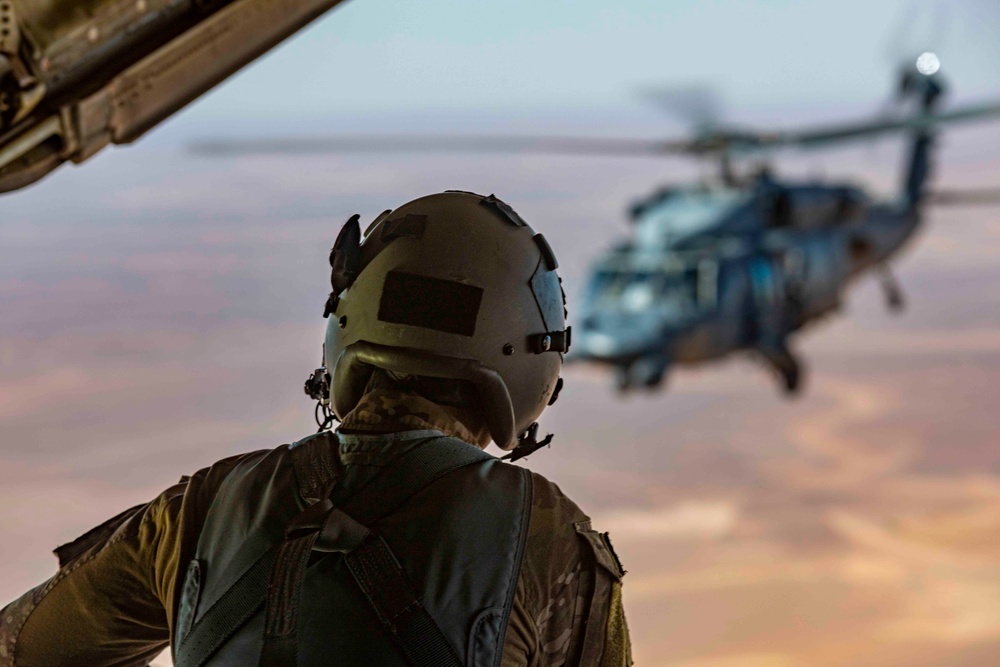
left=748, top=256, right=787, bottom=335
left=749, top=257, right=785, bottom=313
left=696, top=258, right=719, bottom=309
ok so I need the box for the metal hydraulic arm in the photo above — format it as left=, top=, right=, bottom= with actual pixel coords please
left=0, top=0, right=348, bottom=194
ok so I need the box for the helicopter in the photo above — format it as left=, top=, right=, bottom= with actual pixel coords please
left=572, top=62, right=1000, bottom=394
left=192, top=55, right=1000, bottom=395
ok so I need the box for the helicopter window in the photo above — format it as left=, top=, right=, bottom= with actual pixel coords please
left=649, top=269, right=698, bottom=313
left=591, top=269, right=624, bottom=297
left=696, top=259, right=719, bottom=308
left=639, top=190, right=748, bottom=243
left=591, top=266, right=708, bottom=315
left=770, top=191, right=792, bottom=228
left=620, top=272, right=658, bottom=311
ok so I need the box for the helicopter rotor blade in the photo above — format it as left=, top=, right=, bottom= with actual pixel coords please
left=636, top=84, right=723, bottom=132
left=190, top=99, right=1000, bottom=160
left=189, top=134, right=698, bottom=158
left=738, top=99, right=1000, bottom=153
left=926, top=188, right=1000, bottom=206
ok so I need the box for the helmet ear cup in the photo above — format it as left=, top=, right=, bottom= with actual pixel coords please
left=332, top=342, right=517, bottom=449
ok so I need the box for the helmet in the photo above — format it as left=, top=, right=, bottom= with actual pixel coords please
left=317, top=191, right=569, bottom=450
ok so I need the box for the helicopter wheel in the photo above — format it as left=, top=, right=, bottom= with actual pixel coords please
left=643, top=373, right=667, bottom=390
left=615, top=365, right=632, bottom=394
left=757, top=342, right=804, bottom=397
left=781, top=360, right=804, bottom=396
left=886, top=288, right=905, bottom=312
left=626, top=355, right=670, bottom=391
left=879, top=266, right=906, bottom=313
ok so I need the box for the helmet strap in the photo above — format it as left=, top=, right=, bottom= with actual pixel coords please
left=501, top=422, right=553, bottom=463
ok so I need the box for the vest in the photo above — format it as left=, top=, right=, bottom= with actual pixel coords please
left=172, top=430, right=531, bottom=667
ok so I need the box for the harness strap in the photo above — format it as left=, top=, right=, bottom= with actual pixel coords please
left=175, top=551, right=272, bottom=667
left=289, top=431, right=340, bottom=502
left=177, top=490, right=341, bottom=667
left=177, top=434, right=492, bottom=667
left=259, top=494, right=338, bottom=667
left=345, top=535, right=465, bottom=667
left=259, top=533, right=317, bottom=666
left=343, top=435, right=495, bottom=524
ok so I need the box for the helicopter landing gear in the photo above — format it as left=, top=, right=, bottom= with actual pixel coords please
left=615, top=356, right=670, bottom=393
left=878, top=265, right=905, bottom=313
left=615, top=365, right=632, bottom=393
left=633, top=355, right=669, bottom=390
left=758, top=342, right=804, bottom=396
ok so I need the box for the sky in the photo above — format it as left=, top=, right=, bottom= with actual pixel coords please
left=3, top=1, right=1000, bottom=665
left=211, top=1, right=999, bottom=110
left=143, top=0, right=1000, bottom=139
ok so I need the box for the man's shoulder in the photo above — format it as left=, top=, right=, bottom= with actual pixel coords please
left=511, top=471, right=630, bottom=666
left=191, top=446, right=283, bottom=488
left=526, top=470, right=590, bottom=532
left=185, top=434, right=323, bottom=504
left=521, top=471, right=592, bottom=586
left=522, top=469, right=625, bottom=583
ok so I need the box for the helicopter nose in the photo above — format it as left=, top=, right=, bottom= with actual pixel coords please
left=573, top=315, right=662, bottom=361
left=576, top=330, right=620, bottom=357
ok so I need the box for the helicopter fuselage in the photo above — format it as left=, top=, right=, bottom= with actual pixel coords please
left=569, top=63, right=957, bottom=394
left=571, top=181, right=922, bottom=392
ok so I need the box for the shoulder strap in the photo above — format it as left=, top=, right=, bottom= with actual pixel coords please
left=344, top=534, right=465, bottom=667
left=260, top=436, right=492, bottom=667
left=343, top=435, right=494, bottom=524
left=289, top=431, right=341, bottom=502
left=174, top=549, right=274, bottom=667
left=175, top=433, right=338, bottom=667
left=176, top=434, right=492, bottom=667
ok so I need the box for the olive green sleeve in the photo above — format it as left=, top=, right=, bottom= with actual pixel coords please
left=0, top=481, right=188, bottom=667
left=501, top=568, right=633, bottom=667
left=600, top=581, right=633, bottom=667
left=501, top=472, right=633, bottom=667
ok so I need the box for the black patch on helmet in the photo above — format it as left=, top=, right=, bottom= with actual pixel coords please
left=378, top=271, right=483, bottom=337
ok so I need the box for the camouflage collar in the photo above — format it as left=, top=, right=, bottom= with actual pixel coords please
left=336, top=429, right=444, bottom=449
left=334, top=429, right=445, bottom=467
left=337, top=386, right=491, bottom=448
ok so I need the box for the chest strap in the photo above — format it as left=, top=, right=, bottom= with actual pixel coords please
left=176, top=434, right=493, bottom=667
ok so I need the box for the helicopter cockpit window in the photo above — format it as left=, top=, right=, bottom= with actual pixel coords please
left=620, top=271, right=658, bottom=311
left=657, top=269, right=699, bottom=314
left=590, top=269, right=623, bottom=297
left=591, top=268, right=692, bottom=312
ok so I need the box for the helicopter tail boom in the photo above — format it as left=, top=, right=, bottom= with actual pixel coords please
left=898, top=69, right=944, bottom=210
